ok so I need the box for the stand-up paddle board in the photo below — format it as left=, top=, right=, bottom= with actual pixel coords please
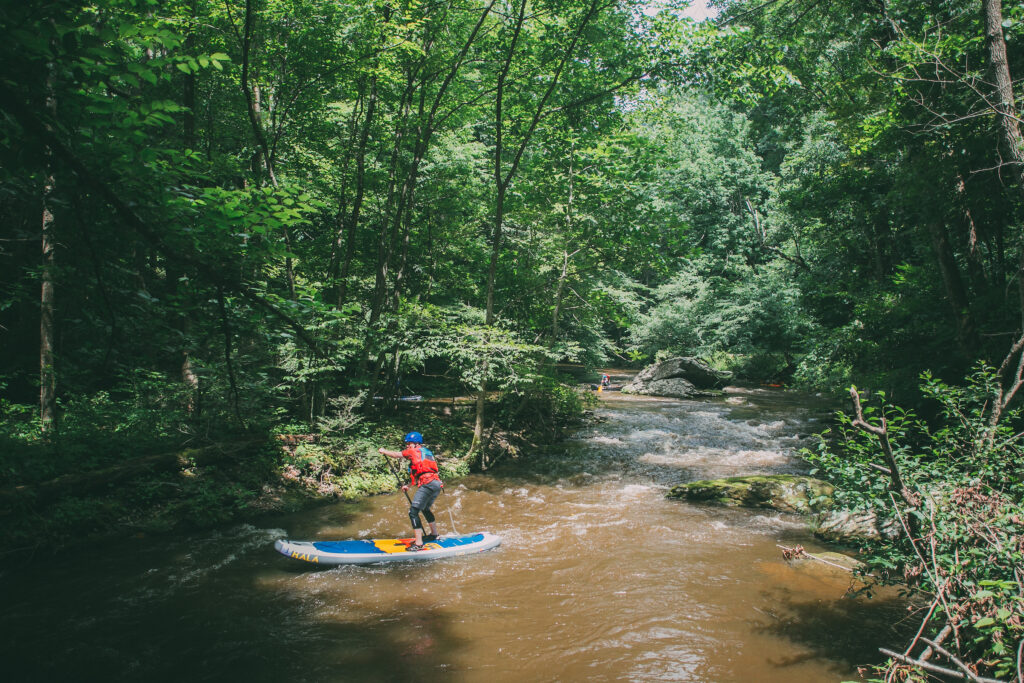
left=274, top=532, right=501, bottom=565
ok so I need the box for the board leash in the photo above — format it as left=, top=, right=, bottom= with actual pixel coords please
left=447, top=504, right=459, bottom=536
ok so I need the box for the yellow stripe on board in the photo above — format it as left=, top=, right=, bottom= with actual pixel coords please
left=373, top=539, right=410, bottom=554
left=371, top=539, right=444, bottom=554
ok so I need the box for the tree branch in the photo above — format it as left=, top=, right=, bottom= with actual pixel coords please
left=879, top=649, right=1004, bottom=683
left=849, top=386, right=916, bottom=505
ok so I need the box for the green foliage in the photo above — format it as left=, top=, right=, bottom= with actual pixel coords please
left=806, top=369, right=1024, bottom=679
left=495, top=373, right=596, bottom=439
left=0, top=371, right=196, bottom=485
left=316, top=393, right=367, bottom=444
left=629, top=256, right=813, bottom=379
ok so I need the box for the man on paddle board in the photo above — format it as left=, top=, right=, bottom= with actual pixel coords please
left=379, top=431, right=443, bottom=551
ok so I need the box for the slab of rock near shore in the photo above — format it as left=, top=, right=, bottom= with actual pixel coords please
left=667, top=474, right=834, bottom=514
left=621, top=357, right=731, bottom=398
left=811, top=508, right=900, bottom=543
left=669, top=475, right=901, bottom=545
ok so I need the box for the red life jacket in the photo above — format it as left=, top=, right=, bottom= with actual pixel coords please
left=402, top=445, right=440, bottom=486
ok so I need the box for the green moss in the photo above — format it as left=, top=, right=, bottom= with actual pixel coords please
left=668, top=474, right=834, bottom=514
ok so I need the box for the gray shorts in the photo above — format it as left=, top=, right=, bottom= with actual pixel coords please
left=412, top=479, right=442, bottom=511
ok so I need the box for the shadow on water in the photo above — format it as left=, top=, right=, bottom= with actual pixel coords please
left=5, top=554, right=468, bottom=683
left=754, top=590, right=915, bottom=674
left=13, top=598, right=464, bottom=682
left=1, top=493, right=471, bottom=683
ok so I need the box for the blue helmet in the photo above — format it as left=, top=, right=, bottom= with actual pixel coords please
left=404, top=431, right=423, bottom=444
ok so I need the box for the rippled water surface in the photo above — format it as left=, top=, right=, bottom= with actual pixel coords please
left=2, top=388, right=909, bottom=681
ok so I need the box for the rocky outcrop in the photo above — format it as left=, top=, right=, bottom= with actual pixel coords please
left=667, top=475, right=834, bottom=514
left=812, top=508, right=900, bottom=543
left=621, top=357, right=731, bottom=398
left=668, top=474, right=901, bottom=545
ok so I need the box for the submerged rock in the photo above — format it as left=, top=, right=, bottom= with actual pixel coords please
left=793, top=550, right=864, bottom=573
left=667, top=474, right=834, bottom=514
left=622, top=357, right=731, bottom=398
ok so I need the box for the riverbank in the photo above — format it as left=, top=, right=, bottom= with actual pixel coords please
left=0, top=386, right=594, bottom=558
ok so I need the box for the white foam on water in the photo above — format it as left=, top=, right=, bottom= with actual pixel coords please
left=619, top=483, right=657, bottom=497
left=587, top=435, right=626, bottom=446
left=623, top=428, right=678, bottom=442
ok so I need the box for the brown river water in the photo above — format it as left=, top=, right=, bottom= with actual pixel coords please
left=1, top=388, right=910, bottom=682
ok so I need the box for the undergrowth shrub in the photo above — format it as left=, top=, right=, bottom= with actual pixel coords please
left=805, top=366, right=1024, bottom=681
left=495, top=375, right=595, bottom=439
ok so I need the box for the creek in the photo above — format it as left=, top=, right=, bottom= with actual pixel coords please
left=1, top=387, right=909, bottom=681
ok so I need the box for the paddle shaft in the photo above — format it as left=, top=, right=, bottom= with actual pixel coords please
left=381, top=452, right=413, bottom=505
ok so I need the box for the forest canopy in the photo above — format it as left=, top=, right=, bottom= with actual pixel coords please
left=3, top=0, right=1022, bottom=435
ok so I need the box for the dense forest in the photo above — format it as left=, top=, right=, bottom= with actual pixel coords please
left=2, top=0, right=1023, bottom=680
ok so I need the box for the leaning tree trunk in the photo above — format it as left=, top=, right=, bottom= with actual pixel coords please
left=981, top=0, right=1024, bottom=386
left=241, top=0, right=295, bottom=299
left=982, top=0, right=1024, bottom=193
left=475, top=0, right=599, bottom=454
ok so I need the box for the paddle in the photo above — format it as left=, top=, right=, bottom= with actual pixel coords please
left=381, top=452, right=413, bottom=505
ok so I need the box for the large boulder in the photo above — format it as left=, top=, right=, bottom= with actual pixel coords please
left=622, top=357, right=731, bottom=398
left=622, top=377, right=701, bottom=398
left=668, top=474, right=834, bottom=514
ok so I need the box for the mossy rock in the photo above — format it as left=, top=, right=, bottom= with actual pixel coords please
left=667, top=474, right=834, bottom=514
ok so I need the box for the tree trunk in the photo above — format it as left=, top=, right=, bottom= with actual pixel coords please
left=331, top=76, right=377, bottom=307
left=476, top=0, right=599, bottom=451
left=552, top=143, right=576, bottom=338
left=217, top=287, right=244, bottom=427
left=928, top=218, right=977, bottom=356
left=472, top=383, right=487, bottom=463
left=178, top=1, right=200, bottom=417
left=981, top=0, right=1024, bottom=338
left=982, top=0, right=1024, bottom=192
left=241, top=0, right=295, bottom=299
left=368, top=71, right=417, bottom=328
left=552, top=250, right=570, bottom=338
left=40, top=60, right=58, bottom=434
left=956, top=174, right=989, bottom=291
left=183, top=0, right=197, bottom=150
left=40, top=173, right=57, bottom=433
